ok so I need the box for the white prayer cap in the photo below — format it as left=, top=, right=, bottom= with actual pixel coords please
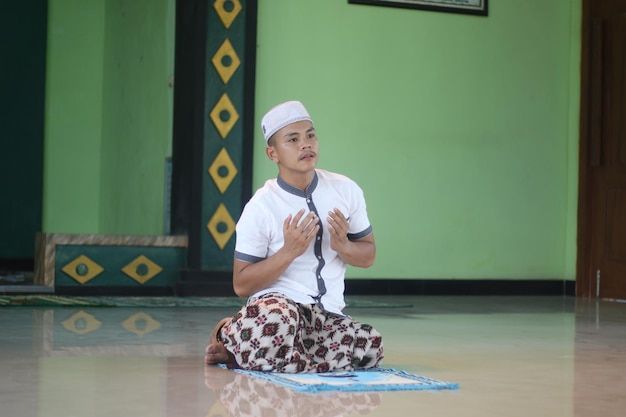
left=261, top=100, right=313, bottom=143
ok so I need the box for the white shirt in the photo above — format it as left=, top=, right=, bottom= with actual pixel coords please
left=234, top=169, right=373, bottom=315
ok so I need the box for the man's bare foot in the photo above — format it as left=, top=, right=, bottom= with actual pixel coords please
left=205, top=342, right=230, bottom=364
left=205, top=317, right=232, bottom=365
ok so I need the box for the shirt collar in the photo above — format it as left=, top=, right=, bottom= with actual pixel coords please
left=277, top=170, right=318, bottom=198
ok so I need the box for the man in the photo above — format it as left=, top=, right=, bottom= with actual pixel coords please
left=205, top=100, right=383, bottom=373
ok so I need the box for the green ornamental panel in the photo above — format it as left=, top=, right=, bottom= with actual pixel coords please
left=201, top=0, right=251, bottom=270
left=55, top=245, right=186, bottom=287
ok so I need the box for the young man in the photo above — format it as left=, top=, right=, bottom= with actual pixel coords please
left=205, top=100, right=383, bottom=373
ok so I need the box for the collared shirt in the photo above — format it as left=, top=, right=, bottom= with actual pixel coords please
left=234, top=169, right=373, bottom=315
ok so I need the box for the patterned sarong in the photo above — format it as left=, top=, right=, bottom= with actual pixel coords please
left=219, top=293, right=384, bottom=373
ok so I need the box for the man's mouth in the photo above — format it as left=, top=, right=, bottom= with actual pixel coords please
left=300, top=152, right=316, bottom=160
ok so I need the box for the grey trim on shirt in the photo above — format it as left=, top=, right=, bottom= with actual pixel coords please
left=347, top=225, right=373, bottom=241
left=277, top=171, right=318, bottom=197
left=234, top=250, right=265, bottom=264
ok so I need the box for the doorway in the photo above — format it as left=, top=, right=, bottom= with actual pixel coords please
left=0, top=1, right=47, bottom=281
left=578, top=0, right=626, bottom=299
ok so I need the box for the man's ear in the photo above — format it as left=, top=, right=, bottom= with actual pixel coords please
left=266, top=145, right=278, bottom=162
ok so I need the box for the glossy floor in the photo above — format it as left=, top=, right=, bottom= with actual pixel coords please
left=1, top=296, right=624, bottom=417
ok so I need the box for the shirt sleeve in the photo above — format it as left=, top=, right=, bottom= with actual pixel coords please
left=345, top=180, right=373, bottom=241
left=234, top=200, right=272, bottom=263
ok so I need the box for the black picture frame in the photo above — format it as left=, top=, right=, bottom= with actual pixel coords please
left=348, top=0, right=488, bottom=16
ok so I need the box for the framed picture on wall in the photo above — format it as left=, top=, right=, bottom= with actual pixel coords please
left=348, top=0, right=488, bottom=16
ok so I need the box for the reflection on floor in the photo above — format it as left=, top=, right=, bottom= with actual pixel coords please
left=0, top=296, right=624, bottom=417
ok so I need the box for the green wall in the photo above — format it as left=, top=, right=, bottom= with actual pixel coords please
left=253, top=0, right=581, bottom=280
left=44, top=0, right=105, bottom=234
left=43, top=0, right=581, bottom=281
left=43, top=0, right=174, bottom=235
left=99, top=0, right=175, bottom=235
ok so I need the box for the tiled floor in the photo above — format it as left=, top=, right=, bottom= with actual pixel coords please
left=1, top=295, right=624, bottom=417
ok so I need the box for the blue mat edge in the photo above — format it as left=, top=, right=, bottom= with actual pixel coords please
left=226, top=366, right=460, bottom=393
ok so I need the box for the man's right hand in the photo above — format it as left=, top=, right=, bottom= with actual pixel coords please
left=282, top=209, right=320, bottom=258
left=232, top=209, right=320, bottom=297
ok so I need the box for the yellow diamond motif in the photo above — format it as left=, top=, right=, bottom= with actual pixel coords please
left=61, top=254, right=104, bottom=284
left=62, top=311, right=102, bottom=335
left=121, top=312, right=161, bottom=336
left=207, top=203, right=235, bottom=250
left=208, top=148, right=238, bottom=194
left=209, top=93, right=239, bottom=139
left=121, top=255, right=163, bottom=284
left=213, top=0, right=242, bottom=29
left=212, top=39, right=240, bottom=84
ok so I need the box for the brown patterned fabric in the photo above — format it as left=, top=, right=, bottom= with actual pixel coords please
left=220, top=293, right=383, bottom=373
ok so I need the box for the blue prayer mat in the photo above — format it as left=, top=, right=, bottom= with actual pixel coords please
left=229, top=367, right=459, bottom=393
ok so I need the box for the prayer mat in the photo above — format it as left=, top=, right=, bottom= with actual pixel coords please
left=0, top=295, right=412, bottom=309
left=228, top=367, right=459, bottom=393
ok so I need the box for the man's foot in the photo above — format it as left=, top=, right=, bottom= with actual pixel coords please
left=204, top=317, right=232, bottom=365
left=205, top=342, right=230, bottom=364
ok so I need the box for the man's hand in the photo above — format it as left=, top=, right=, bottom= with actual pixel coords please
left=327, top=208, right=350, bottom=253
left=327, top=208, right=376, bottom=268
left=233, top=209, right=320, bottom=297
left=282, top=209, right=320, bottom=257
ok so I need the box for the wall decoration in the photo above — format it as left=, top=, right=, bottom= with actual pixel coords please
left=348, top=0, right=488, bottom=16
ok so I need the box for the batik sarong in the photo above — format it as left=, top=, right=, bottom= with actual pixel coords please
left=219, top=293, right=384, bottom=373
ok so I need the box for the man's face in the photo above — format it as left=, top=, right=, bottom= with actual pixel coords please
left=266, top=120, right=319, bottom=174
